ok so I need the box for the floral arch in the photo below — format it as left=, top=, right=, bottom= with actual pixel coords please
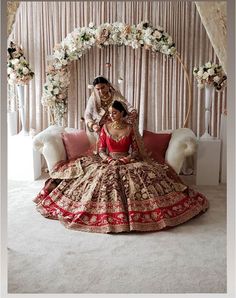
left=42, top=21, right=191, bottom=127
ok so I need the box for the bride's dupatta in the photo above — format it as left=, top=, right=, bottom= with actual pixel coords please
left=131, top=120, right=153, bottom=163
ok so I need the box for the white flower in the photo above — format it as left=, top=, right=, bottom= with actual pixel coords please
left=14, top=63, right=21, bottom=70
left=53, top=74, right=60, bottom=81
left=53, top=88, right=59, bottom=95
left=47, top=84, right=53, bottom=92
left=153, top=30, right=162, bottom=39
left=161, top=45, right=168, bottom=52
left=197, top=70, right=204, bottom=77
left=22, top=67, right=29, bottom=75
left=167, top=37, right=173, bottom=44
left=168, top=47, right=176, bottom=55
left=54, top=62, right=63, bottom=69
left=205, top=62, right=212, bottom=68
left=111, top=33, right=119, bottom=42
left=145, top=28, right=153, bottom=36
left=202, top=72, right=209, bottom=80
left=10, top=73, right=17, bottom=79
left=213, top=76, right=221, bottom=83
left=207, top=68, right=215, bottom=76
left=143, top=37, right=152, bottom=45
left=7, top=67, right=13, bottom=74
left=61, top=59, right=68, bottom=65
left=59, top=77, right=66, bottom=83
left=11, top=58, right=20, bottom=65
left=131, top=40, right=140, bottom=48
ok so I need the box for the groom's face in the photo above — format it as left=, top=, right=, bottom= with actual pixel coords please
left=95, top=83, right=110, bottom=97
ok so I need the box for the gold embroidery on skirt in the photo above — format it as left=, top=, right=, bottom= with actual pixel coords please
left=109, top=152, right=129, bottom=159
left=50, top=159, right=84, bottom=179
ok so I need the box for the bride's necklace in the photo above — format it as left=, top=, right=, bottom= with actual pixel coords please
left=111, top=121, right=126, bottom=130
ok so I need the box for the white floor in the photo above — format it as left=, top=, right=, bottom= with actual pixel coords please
left=8, top=175, right=226, bottom=294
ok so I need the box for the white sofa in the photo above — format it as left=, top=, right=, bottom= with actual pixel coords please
left=32, top=125, right=197, bottom=174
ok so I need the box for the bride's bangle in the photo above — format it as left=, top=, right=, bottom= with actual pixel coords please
left=106, top=157, right=113, bottom=163
left=119, top=157, right=129, bottom=164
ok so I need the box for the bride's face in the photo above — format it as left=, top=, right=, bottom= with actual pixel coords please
left=95, top=83, right=110, bottom=97
left=109, top=107, right=123, bottom=121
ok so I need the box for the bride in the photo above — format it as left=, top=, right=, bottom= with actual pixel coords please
left=34, top=100, right=209, bottom=233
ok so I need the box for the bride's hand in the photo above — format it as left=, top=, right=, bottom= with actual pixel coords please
left=119, top=157, right=131, bottom=164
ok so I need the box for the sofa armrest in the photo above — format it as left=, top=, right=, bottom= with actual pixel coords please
left=32, top=125, right=67, bottom=171
left=165, top=128, right=197, bottom=174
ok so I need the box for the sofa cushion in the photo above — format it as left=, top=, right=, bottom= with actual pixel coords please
left=62, top=130, right=91, bottom=160
left=143, top=130, right=172, bottom=163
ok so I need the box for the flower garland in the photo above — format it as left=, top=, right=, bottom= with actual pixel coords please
left=193, top=61, right=227, bottom=91
left=7, top=41, right=34, bottom=85
left=42, top=21, right=177, bottom=125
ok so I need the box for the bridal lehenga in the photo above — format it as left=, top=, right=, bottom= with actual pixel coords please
left=33, top=125, right=209, bottom=233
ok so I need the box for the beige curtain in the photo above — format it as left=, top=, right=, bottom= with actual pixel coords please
left=9, top=1, right=227, bottom=138
left=7, top=1, right=20, bottom=37
left=195, top=1, right=227, bottom=73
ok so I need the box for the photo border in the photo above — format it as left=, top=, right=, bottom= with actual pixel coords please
left=1, top=1, right=235, bottom=298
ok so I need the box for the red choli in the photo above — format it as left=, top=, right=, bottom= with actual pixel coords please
left=98, top=125, right=136, bottom=153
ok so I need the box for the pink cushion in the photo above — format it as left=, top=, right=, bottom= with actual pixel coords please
left=143, top=130, right=172, bottom=163
left=62, top=130, right=91, bottom=160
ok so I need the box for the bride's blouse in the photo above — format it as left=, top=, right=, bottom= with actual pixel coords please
left=98, top=125, right=136, bottom=153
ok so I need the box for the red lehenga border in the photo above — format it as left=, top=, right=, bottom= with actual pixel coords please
left=34, top=188, right=209, bottom=234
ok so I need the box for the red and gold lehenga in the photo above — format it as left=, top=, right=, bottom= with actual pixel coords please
left=33, top=125, right=209, bottom=233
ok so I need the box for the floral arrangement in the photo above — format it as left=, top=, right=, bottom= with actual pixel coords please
left=7, top=41, right=34, bottom=86
left=41, top=65, right=70, bottom=124
left=42, top=21, right=176, bottom=125
left=193, top=61, right=227, bottom=91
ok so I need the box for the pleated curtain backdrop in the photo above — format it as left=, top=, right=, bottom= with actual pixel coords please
left=9, top=1, right=227, bottom=138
